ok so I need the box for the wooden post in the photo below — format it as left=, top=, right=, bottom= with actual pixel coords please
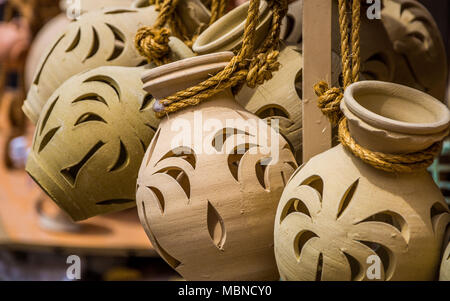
left=302, top=0, right=332, bottom=162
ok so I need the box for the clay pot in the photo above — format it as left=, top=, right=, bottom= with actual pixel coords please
left=22, top=0, right=210, bottom=124
left=136, top=52, right=298, bottom=280
left=24, top=14, right=71, bottom=91
left=26, top=37, right=193, bottom=221
left=274, top=81, right=450, bottom=281
left=440, top=241, right=450, bottom=281
left=193, top=0, right=306, bottom=163
left=381, top=0, right=448, bottom=102
left=59, top=0, right=135, bottom=14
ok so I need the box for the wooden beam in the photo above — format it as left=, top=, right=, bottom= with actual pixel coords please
left=302, top=0, right=332, bottom=162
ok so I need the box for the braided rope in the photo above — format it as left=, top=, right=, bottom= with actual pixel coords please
left=314, top=0, right=443, bottom=173
left=151, top=0, right=287, bottom=118
left=135, top=0, right=228, bottom=65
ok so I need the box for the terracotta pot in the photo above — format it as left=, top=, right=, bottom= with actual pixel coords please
left=274, top=81, right=450, bottom=281
left=22, top=0, right=210, bottom=125
left=193, top=0, right=312, bottom=163
left=25, top=14, right=71, bottom=91
left=381, top=0, right=448, bottom=102
left=136, top=52, right=298, bottom=280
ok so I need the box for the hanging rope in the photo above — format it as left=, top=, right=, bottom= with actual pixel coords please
left=135, top=0, right=228, bottom=65
left=144, top=0, right=287, bottom=118
left=314, top=0, right=442, bottom=173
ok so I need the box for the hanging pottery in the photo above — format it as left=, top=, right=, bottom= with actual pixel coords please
left=280, top=0, right=303, bottom=45
left=22, top=0, right=210, bottom=124
left=193, top=0, right=329, bottom=163
left=26, top=37, right=193, bottom=221
left=24, top=14, right=71, bottom=91
left=274, top=81, right=450, bottom=281
left=381, top=0, right=448, bottom=101
left=136, top=52, right=298, bottom=280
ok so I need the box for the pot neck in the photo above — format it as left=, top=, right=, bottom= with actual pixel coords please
left=193, top=0, right=272, bottom=54
left=141, top=51, right=234, bottom=105
left=341, top=81, right=450, bottom=154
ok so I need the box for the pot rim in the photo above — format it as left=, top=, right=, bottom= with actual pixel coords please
left=343, top=80, right=450, bottom=135
left=193, top=0, right=271, bottom=54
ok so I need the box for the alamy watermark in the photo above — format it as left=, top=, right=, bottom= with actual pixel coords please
left=66, top=255, right=81, bottom=280
left=366, top=0, right=381, bottom=20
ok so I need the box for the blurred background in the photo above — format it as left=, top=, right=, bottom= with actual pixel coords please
left=0, top=0, right=448, bottom=281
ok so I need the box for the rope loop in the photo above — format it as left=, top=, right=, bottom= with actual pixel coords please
left=135, top=26, right=172, bottom=66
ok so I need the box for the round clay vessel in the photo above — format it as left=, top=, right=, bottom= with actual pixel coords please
left=274, top=80, right=450, bottom=281
left=381, top=0, right=448, bottom=102
left=25, top=37, right=193, bottom=221
left=137, top=52, right=298, bottom=280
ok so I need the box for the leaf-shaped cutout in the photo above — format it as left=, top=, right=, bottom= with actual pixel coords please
left=146, top=186, right=165, bottom=214
left=294, top=69, right=303, bottom=98
left=343, top=252, right=364, bottom=281
left=96, top=199, right=134, bottom=205
left=39, top=97, right=59, bottom=135
left=139, top=139, right=147, bottom=153
left=294, top=230, right=318, bottom=261
left=207, top=201, right=226, bottom=249
left=83, top=75, right=121, bottom=99
left=141, top=202, right=181, bottom=269
left=65, top=29, right=81, bottom=52
left=136, top=59, right=148, bottom=67
left=106, top=23, right=125, bottom=61
left=300, top=175, right=324, bottom=198
left=280, top=198, right=311, bottom=222
left=282, top=14, right=295, bottom=40
left=256, top=104, right=290, bottom=119
left=358, top=240, right=393, bottom=280
left=140, top=93, right=154, bottom=111
left=109, top=140, right=129, bottom=172
left=158, top=168, right=191, bottom=199
left=72, top=93, right=108, bottom=106
left=38, top=127, right=60, bottom=153
left=75, top=112, right=107, bottom=125
left=227, top=143, right=258, bottom=181
left=365, top=52, right=390, bottom=68
left=315, top=253, right=323, bottom=281
left=104, top=9, right=138, bottom=14
left=60, top=141, right=105, bottom=186
left=356, top=210, right=410, bottom=243
left=337, top=179, right=359, bottom=219
left=212, top=128, right=252, bottom=152
left=255, top=160, right=268, bottom=189
left=34, top=35, right=65, bottom=85
left=84, top=27, right=100, bottom=61
left=158, top=146, right=196, bottom=169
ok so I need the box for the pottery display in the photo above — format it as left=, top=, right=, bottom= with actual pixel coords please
left=24, top=14, right=71, bottom=91
left=136, top=52, right=298, bottom=280
left=22, top=0, right=210, bottom=124
left=381, top=0, right=448, bottom=102
left=274, top=81, right=450, bottom=281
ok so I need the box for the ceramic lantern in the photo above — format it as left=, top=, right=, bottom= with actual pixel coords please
left=26, top=37, right=193, bottom=221
left=440, top=241, right=450, bottom=281
left=136, top=52, right=298, bottom=280
left=381, top=0, right=448, bottom=101
left=22, top=0, right=210, bottom=124
left=59, top=0, right=136, bottom=14
left=193, top=0, right=339, bottom=163
left=274, top=81, right=450, bottom=281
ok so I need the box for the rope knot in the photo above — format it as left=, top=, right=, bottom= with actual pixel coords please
left=314, top=81, right=344, bottom=126
left=134, top=26, right=172, bottom=66
left=246, top=51, right=280, bottom=88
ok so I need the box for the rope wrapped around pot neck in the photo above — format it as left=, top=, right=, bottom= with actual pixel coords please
left=134, top=0, right=287, bottom=117
left=135, top=0, right=228, bottom=65
left=314, top=0, right=442, bottom=173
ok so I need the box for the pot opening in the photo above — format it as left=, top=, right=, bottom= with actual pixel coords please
left=353, top=91, right=438, bottom=124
